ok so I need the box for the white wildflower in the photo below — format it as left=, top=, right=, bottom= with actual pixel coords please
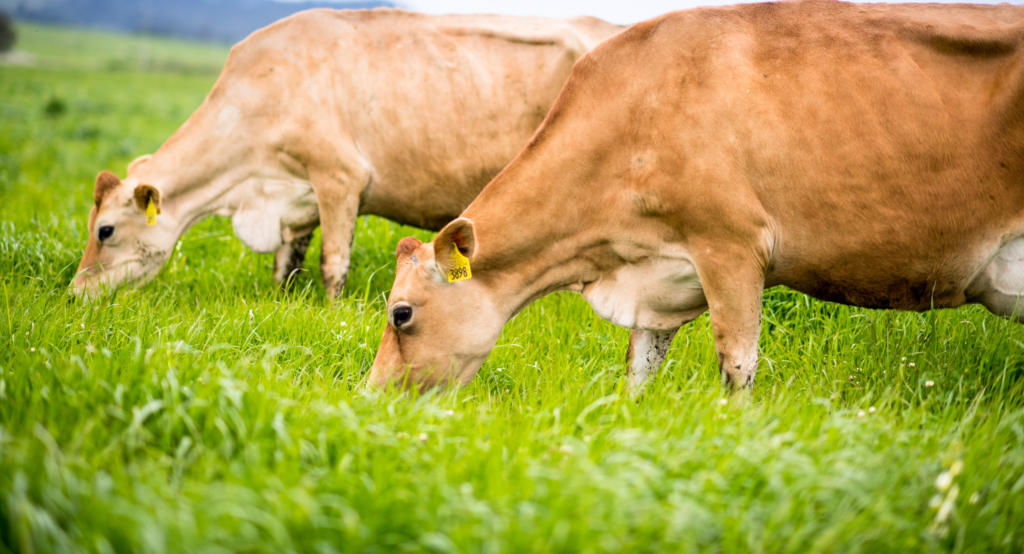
left=936, top=485, right=959, bottom=523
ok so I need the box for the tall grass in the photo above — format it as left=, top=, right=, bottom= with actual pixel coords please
left=1, top=22, right=1022, bottom=552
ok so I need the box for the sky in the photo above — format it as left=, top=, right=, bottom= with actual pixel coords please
left=396, top=1, right=712, bottom=24
left=395, top=0, right=1015, bottom=24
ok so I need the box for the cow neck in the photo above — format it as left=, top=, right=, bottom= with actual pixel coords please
left=131, top=107, right=256, bottom=229
left=461, top=148, right=612, bottom=317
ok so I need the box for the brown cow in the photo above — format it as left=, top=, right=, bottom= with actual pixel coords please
left=70, top=9, right=620, bottom=299
left=370, top=2, right=1024, bottom=392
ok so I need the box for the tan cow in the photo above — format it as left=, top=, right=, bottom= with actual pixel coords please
left=71, top=9, right=620, bottom=299
left=370, top=2, right=1024, bottom=392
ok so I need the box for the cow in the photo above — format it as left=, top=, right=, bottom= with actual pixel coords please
left=70, top=9, right=620, bottom=299
left=370, top=1, right=1024, bottom=392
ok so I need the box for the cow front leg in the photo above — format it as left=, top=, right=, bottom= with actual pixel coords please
left=273, top=232, right=313, bottom=288
left=625, top=328, right=679, bottom=396
left=317, top=192, right=360, bottom=300
left=697, top=256, right=766, bottom=389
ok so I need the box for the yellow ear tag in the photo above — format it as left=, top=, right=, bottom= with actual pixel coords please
left=145, top=197, right=158, bottom=226
left=446, top=243, right=472, bottom=283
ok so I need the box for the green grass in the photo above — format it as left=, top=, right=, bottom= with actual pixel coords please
left=2, top=21, right=1024, bottom=553
left=8, top=22, right=230, bottom=74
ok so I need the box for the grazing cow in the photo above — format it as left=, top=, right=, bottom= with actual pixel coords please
left=70, top=9, right=620, bottom=299
left=370, top=2, right=1024, bottom=391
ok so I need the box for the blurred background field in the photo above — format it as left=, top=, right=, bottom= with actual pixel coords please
left=8, top=22, right=230, bottom=73
left=1, top=14, right=1023, bottom=554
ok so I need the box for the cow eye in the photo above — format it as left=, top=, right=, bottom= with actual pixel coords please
left=390, top=303, right=413, bottom=329
left=97, top=225, right=114, bottom=242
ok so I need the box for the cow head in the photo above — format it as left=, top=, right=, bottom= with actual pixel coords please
left=71, top=156, right=178, bottom=298
left=369, top=218, right=506, bottom=390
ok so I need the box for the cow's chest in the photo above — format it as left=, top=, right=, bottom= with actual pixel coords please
left=231, top=179, right=319, bottom=253
left=581, top=250, right=707, bottom=330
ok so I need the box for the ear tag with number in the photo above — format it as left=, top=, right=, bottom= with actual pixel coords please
left=446, top=243, right=472, bottom=283
left=145, top=197, right=158, bottom=226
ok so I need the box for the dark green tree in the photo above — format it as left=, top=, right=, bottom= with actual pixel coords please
left=0, top=12, right=15, bottom=53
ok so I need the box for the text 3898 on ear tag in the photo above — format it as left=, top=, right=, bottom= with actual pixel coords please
left=145, top=198, right=158, bottom=226
left=447, top=244, right=472, bottom=283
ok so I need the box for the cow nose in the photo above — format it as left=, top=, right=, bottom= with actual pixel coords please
left=68, top=276, right=87, bottom=300
left=369, top=325, right=409, bottom=390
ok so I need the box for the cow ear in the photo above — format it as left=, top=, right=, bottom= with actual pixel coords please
left=434, top=217, right=476, bottom=275
left=93, top=171, right=121, bottom=205
left=396, top=237, right=423, bottom=259
left=126, top=154, right=152, bottom=174
left=133, top=184, right=162, bottom=215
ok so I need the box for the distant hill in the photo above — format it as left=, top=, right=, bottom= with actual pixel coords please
left=0, top=0, right=396, bottom=44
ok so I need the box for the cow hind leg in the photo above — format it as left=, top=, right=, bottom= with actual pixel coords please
left=273, top=232, right=313, bottom=288
left=626, top=328, right=679, bottom=397
left=972, top=236, right=1024, bottom=322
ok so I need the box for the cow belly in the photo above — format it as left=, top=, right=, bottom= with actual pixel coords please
left=582, top=255, right=706, bottom=330
left=231, top=178, right=318, bottom=253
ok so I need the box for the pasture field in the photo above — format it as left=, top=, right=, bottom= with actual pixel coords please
left=2, top=21, right=1024, bottom=553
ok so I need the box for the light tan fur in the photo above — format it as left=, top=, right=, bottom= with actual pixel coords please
left=71, top=9, right=620, bottom=298
left=371, top=2, right=1024, bottom=391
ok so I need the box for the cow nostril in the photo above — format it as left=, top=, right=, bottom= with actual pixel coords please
left=391, top=304, right=413, bottom=328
